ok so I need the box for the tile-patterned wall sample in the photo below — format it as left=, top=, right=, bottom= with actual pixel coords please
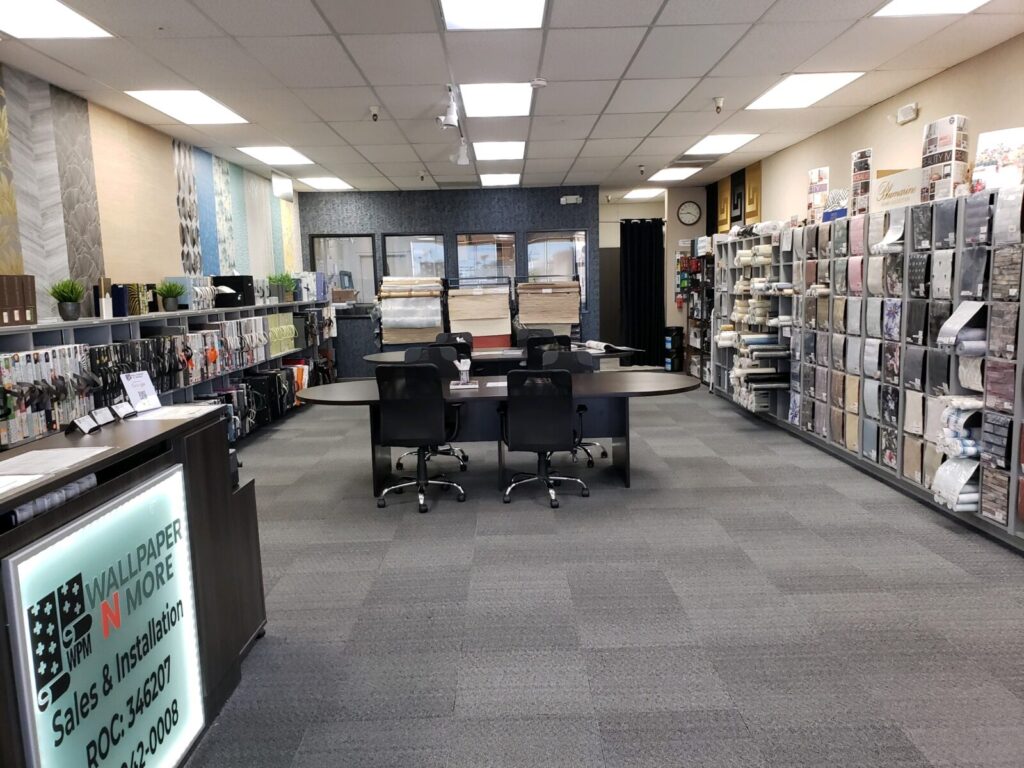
left=51, top=87, right=103, bottom=306
left=173, top=139, right=202, bottom=275
left=193, top=147, right=220, bottom=277
left=243, top=170, right=273, bottom=278
left=3, top=66, right=69, bottom=319
left=0, top=81, right=24, bottom=274
left=89, top=103, right=179, bottom=282
left=212, top=155, right=235, bottom=275
left=280, top=198, right=301, bottom=272
left=228, top=162, right=249, bottom=273
left=298, top=185, right=601, bottom=339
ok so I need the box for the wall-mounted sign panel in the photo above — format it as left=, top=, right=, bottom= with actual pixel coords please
left=3, top=465, right=204, bottom=768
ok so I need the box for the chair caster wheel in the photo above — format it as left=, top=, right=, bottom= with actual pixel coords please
left=600, top=450, right=608, bottom=459
left=376, top=498, right=386, bottom=508
left=581, top=489, right=590, bottom=497
left=460, top=464, right=467, bottom=471
left=502, top=494, right=511, bottom=504
left=395, top=461, right=404, bottom=470
left=418, top=503, right=429, bottom=514
left=550, top=499, right=559, bottom=509
left=457, top=492, right=466, bottom=502
left=587, top=459, right=595, bottom=468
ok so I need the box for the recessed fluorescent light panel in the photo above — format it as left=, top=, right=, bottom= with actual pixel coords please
left=875, top=0, right=990, bottom=15
left=748, top=72, right=864, bottom=110
left=685, top=134, right=759, bottom=155
left=0, top=0, right=111, bottom=37
left=473, top=141, right=526, bottom=161
left=440, top=0, right=545, bottom=30
left=624, top=188, right=665, bottom=200
left=126, top=90, right=247, bottom=125
left=460, top=83, right=533, bottom=118
left=298, top=177, right=353, bottom=191
left=480, top=173, right=521, bottom=187
left=238, top=147, right=313, bottom=165
left=649, top=167, right=702, bottom=182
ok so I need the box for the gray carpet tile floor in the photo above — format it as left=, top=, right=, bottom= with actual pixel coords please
left=185, top=389, right=1024, bottom=768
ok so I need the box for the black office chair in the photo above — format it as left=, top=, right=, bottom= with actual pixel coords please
left=436, top=332, right=473, bottom=357
left=517, top=327, right=554, bottom=347
left=375, top=363, right=466, bottom=513
left=541, top=349, right=609, bottom=467
left=500, top=369, right=589, bottom=508
left=525, top=335, right=571, bottom=367
left=399, top=346, right=469, bottom=470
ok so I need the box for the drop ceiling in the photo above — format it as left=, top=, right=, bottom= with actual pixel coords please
left=2, top=0, right=1022, bottom=199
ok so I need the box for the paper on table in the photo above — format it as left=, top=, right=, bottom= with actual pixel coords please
left=0, top=474, right=44, bottom=494
left=133, top=404, right=223, bottom=420
left=449, top=381, right=480, bottom=390
left=0, top=447, right=111, bottom=476
left=485, top=381, right=508, bottom=388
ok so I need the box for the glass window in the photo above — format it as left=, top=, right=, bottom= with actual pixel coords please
left=384, top=235, right=445, bottom=279
left=457, top=234, right=515, bottom=279
left=528, top=230, right=587, bottom=309
left=311, top=235, right=376, bottom=302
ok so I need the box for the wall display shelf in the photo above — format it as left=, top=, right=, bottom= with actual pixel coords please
left=711, top=189, right=1024, bottom=550
left=685, top=237, right=715, bottom=384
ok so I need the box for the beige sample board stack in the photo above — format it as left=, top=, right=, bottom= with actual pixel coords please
left=517, top=282, right=580, bottom=332
left=378, top=277, right=444, bottom=344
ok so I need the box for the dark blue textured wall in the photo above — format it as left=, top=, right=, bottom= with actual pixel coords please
left=297, top=185, right=601, bottom=339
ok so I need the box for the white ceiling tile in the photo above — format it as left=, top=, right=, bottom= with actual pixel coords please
left=549, top=0, right=663, bottom=27
left=627, top=25, right=749, bottom=79
left=572, top=156, right=622, bottom=171
left=25, top=39, right=189, bottom=90
left=525, top=158, right=575, bottom=173
left=357, top=145, right=420, bottom=163
left=533, top=81, right=617, bottom=116
left=815, top=69, right=941, bottom=107
left=579, top=138, right=642, bottom=157
left=464, top=117, right=530, bottom=142
left=399, top=119, right=454, bottom=143
left=523, top=173, right=569, bottom=187
left=342, top=33, right=448, bottom=86
left=541, top=28, right=647, bottom=80
left=73, top=88, right=172, bottom=124
left=980, top=0, right=1024, bottom=11
left=413, top=143, right=458, bottom=162
left=590, top=113, right=664, bottom=139
left=710, top=21, right=854, bottom=78
left=62, top=0, right=222, bottom=37
left=208, top=88, right=319, bottom=123
left=674, top=75, right=780, bottom=112
left=659, top=0, right=776, bottom=24
left=237, top=36, right=363, bottom=87
left=446, top=30, right=543, bottom=82
left=296, top=146, right=367, bottom=166
left=390, top=177, right=439, bottom=190
left=201, top=146, right=267, bottom=165
left=530, top=115, right=598, bottom=140
left=605, top=79, right=698, bottom=113
left=196, top=123, right=282, bottom=144
left=475, top=159, right=524, bottom=174
left=376, top=85, right=450, bottom=120
left=265, top=122, right=346, bottom=145
left=527, top=139, right=585, bottom=158
left=0, top=41, right=97, bottom=92
left=626, top=152, right=679, bottom=168
left=318, top=162, right=383, bottom=178
left=762, top=0, right=885, bottom=21
left=797, top=17, right=959, bottom=72
left=741, top=132, right=815, bottom=152
left=879, top=13, right=1024, bottom=71
left=191, top=0, right=328, bottom=36
left=297, top=87, right=381, bottom=122
left=428, top=163, right=476, bottom=176
left=711, top=109, right=787, bottom=134
left=374, top=160, right=428, bottom=175
left=634, top=136, right=701, bottom=156
left=651, top=111, right=731, bottom=137
left=348, top=178, right=398, bottom=191
left=331, top=120, right=407, bottom=144
left=146, top=37, right=282, bottom=88
left=150, top=124, right=213, bottom=145
left=563, top=171, right=609, bottom=184
left=317, top=0, right=439, bottom=34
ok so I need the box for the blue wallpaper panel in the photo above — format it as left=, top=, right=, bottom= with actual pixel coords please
left=193, top=148, right=220, bottom=276
left=228, top=162, right=249, bottom=273
left=269, top=184, right=284, bottom=273
left=297, top=186, right=601, bottom=338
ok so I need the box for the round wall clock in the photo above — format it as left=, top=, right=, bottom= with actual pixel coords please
left=677, top=201, right=701, bottom=226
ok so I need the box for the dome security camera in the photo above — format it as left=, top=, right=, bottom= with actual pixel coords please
left=714, top=97, right=725, bottom=114
left=639, top=164, right=645, bottom=177
left=370, top=106, right=380, bottom=122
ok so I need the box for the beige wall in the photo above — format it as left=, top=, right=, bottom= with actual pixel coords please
left=761, top=33, right=1024, bottom=221
left=665, top=187, right=706, bottom=329
left=89, top=103, right=180, bottom=283
left=599, top=200, right=664, bottom=248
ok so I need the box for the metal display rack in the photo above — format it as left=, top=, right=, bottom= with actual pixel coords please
left=684, top=236, right=715, bottom=385
left=711, top=191, right=1024, bottom=551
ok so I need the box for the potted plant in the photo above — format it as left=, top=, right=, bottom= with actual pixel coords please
left=156, top=280, right=186, bottom=311
left=48, top=279, right=85, bottom=321
left=268, top=273, right=296, bottom=303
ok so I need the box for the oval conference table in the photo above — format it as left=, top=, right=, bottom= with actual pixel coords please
left=363, top=345, right=640, bottom=374
left=298, top=370, right=700, bottom=495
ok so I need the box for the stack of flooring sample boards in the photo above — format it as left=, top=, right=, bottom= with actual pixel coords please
left=378, top=277, right=444, bottom=344
left=447, top=283, right=512, bottom=347
left=517, top=281, right=580, bottom=336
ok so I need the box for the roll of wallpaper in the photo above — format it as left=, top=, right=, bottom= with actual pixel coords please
left=955, top=340, right=988, bottom=357
left=957, top=327, right=987, bottom=342
left=958, top=356, right=984, bottom=391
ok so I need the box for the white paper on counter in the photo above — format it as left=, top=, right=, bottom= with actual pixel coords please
left=0, top=474, right=44, bottom=493
left=0, top=448, right=111, bottom=475
left=133, top=404, right=223, bottom=421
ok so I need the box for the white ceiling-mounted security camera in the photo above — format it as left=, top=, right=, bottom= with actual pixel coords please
left=437, top=98, right=459, bottom=130
left=714, top=97, right=725, bottom=114
left=370, top=105, right=380, bottom=122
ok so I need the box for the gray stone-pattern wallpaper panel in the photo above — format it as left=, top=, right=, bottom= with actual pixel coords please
left=297, top=186, right=601, bottom=339
left=212, top=156, right=236, bottom=275
left=51, top=86, right=103, bottom=313
left=3, top=66, right=70, bottom=319
left=0, top=82, right=23, bottom=275
left=173, top=139, right=202, bottom=275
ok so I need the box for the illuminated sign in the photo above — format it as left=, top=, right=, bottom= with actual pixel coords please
left=3, top=465, right=204, bottom=768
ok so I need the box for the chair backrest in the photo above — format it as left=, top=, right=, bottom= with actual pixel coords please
left=526, top=335, right=571, bottom=367
left=541, top=349, right=596, bottom=373
left=517, top=327, right=554, bottom=347
left=375, top=364, right=447, bottom=446
left=505, top=369, right=575, bottom=453
left=430, top=339, right=471, bottom=360
left=436, top=332, right=474, bottom=353
left=404, top=345, right=459, bottom=380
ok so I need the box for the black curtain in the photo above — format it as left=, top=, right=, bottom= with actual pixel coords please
left=619, top=218, right=665, bottom=367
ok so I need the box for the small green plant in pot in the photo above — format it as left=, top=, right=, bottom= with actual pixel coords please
left=48, top=278, right=85, bottom=321
left=269, top=273, right=296, bottom=303
left=156, top=280, right=186, bottom=311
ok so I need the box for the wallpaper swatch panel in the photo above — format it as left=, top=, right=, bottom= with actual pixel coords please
left=0, top=83, right=23, bottom=274
left=193, top=148, right=219, bottom=277
left=243, top=170, right=272, bottom=278
left=228, top=162, right=249, bottom=273
left=212, top=156, right=235, bottom=275
left=280, top=198, right=301, bottom=272
left=269, top=183, right=284, bottom=274
left=173, top=139, right=201, bottom=275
